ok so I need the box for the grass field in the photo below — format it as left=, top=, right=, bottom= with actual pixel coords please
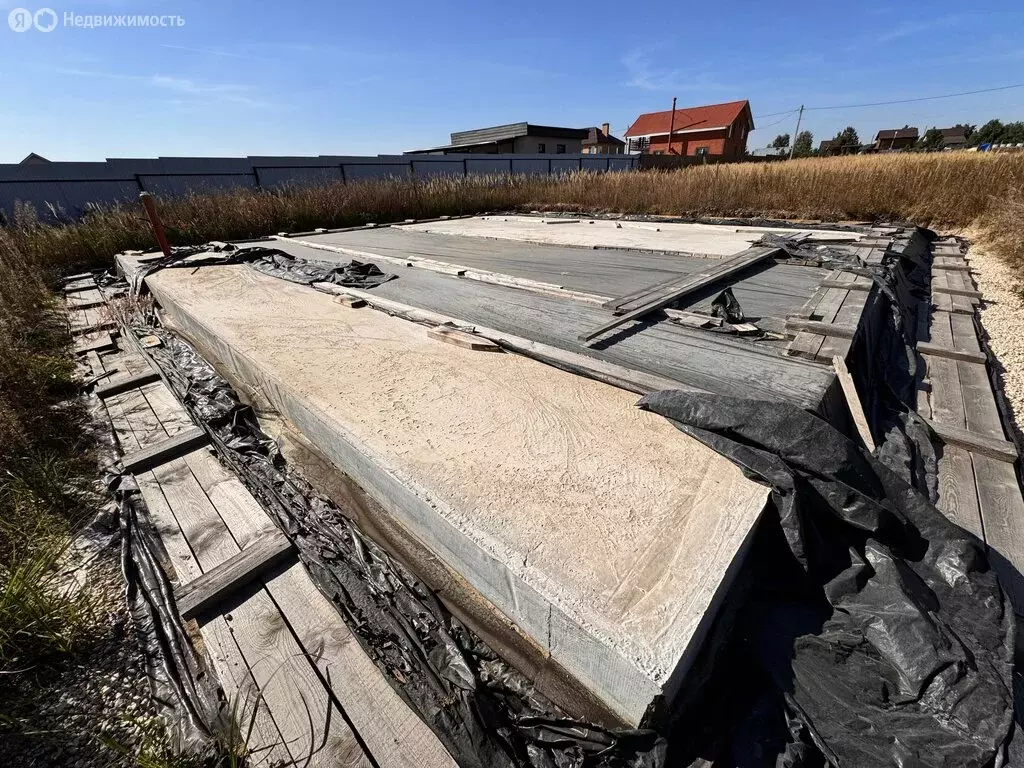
left=1, top=149, right=1022, bottom=761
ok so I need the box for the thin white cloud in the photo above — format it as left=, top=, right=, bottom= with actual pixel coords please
left=159, top=43, right=251, bottom=59
left=51, top=67, right=272, bottom=107
left=621, top=49, right=729, bottom=92
left=874, top=14, right=963, bottom=44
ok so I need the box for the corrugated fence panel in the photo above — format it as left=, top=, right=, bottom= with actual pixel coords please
left=257, top=166, right=343, bottom=188
left=341, top=163, right=411, bottom=181
left=139, top=174, right=259, bottom=197
left=411, top=160, right=465, bottom=178
left=0, top=153, right=639, bottom=220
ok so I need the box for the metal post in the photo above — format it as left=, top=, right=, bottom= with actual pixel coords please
left=788, top=104, right=805, bottom=160
left=667, top=97, right=677, bottom=155
left=139, top=192, right=171, bottom=257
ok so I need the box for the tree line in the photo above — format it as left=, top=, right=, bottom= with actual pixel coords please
left=768, top=118, right=1024, bottom=157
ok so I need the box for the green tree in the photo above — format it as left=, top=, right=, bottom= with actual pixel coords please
left=829, top=126, right=860, bottom=155
left=1003, top=121, right=1024, bottom=144
left=918, top=127, right=945, bottom=151
left=971, top=119, right=1004, bottom=146
left=771, top=133, right=790, bottom=149
left=792, top=130, right=813, bottom=157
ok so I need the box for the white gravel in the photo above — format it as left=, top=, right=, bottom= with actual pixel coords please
left=962, top=230, right=1024, bottom=443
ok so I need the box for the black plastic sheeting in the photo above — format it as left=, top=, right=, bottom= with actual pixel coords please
left=639, top=391, right=1015, bottom=766
left=126, top=244, right=395, bottom=295
left=133, top=323, right=665, bottom=768
left=107, top=473, right=224, bottom=751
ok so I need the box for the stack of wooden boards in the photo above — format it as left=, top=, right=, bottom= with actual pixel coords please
left=581, top=246, right=779, bottom=343
left=783, top=231, right=902, bottom=363
left=65, top=279, right=455, bottom=768
left=913, top=239, right=1024, bottom=614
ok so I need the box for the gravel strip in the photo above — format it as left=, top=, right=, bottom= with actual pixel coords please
left=962, top=232, right=1024, bottom=444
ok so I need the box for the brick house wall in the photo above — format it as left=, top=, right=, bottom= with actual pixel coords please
left=646, top=125, right=747, bottom=159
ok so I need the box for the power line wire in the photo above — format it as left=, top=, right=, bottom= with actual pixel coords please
left=804, top=82, right=1024, bottom=111
left=751, top=82, right=1024, bottom=124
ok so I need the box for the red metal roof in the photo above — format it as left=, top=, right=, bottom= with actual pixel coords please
left=624, top=100, right=751, bottom=138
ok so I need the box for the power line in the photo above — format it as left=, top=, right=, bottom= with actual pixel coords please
left=755, top=110, right=799, bottom=129
left=804, top=82, right=1024, bottom=112
left=750, top=82, right=1024, bottom=126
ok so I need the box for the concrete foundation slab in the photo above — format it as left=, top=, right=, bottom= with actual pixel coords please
left=401, top=215, right=862, bottom=255
left=133, top=260, right=769, bottom=726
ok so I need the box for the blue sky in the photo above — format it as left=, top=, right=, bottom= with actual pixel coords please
left=2, top=0, right=1024, bottom=162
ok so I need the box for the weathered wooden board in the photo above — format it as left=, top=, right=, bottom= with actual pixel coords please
left=580, top=247, right=778, bottom=342
left=175, top=531, right=295, bottom=620
left=918, top=342, right=986, bottom=365
left=926, top=419, right=1016, bottom=462
left=95, top=369, right=161, bottom=398
left=121, top=427, right=210, bottom=474
left=427, top=326, right=502, bottom=351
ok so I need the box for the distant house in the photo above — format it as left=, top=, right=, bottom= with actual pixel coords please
left=938, top=127, right=969, bottom=150
left=817, top=140, right=837, bottom=155
left=874, top=127, right=919, bottom=151
left=582, top=124, right=626, bottom=155
left=405, top=123, right=590, bottom=155
left=20, top=152, right=50, bottom=165
left=623, top=100, right=753, bottom=160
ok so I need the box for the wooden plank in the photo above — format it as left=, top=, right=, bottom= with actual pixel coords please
left=122, top=427, right=210, bottom=474
left=974, top=455, right=1024, bottom=613
left=959, top=358, right=1005, bottom=440
left=75, top=332, right=115, bottom=355
left=819, top=289, right=869, bottom=360
left=427, top=326, right=501, bottom=351
left=787, top=331, right=827, bottom=361
left=63, top=280, right=97, bottom=294
left=578, top=247, right=777, bottom=342
left=99, top=370, right=292, bottom=767
left=158, top=457, right=369, bottom=767
left=607, top=246, right=777, bottom=314
left=936, top=445, right=984, bottom=539
left=142, top=381, right=450, bottom=767
left=917, top=342, right=987, bottom=365
left=783, top=319, right=856, bottom=339
left=933, top=285, right=983, bottom=300
left=949, top=313, right=981, bottom=354
left=832, top=356, right=876, bottom=452
left=334, top=295, right=366, bottom=308
left=933, top=257, right=971, bottom=271
left=175, top=531, right=295, bottom=620
left=95, top=369, right=161, bottom=399
left=820, top=279, right=871, bottom=291
left=924, top=356, right=966, bottom=430
left=926, top=419, right=1017, bottom=462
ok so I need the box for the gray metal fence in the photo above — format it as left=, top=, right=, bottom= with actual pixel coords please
left=0, top=153, right=639, bottom=221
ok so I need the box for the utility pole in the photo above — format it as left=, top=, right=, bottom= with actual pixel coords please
left=667, top=97, right=677, bottom=155
left=789, top=104, right=805, bottom=160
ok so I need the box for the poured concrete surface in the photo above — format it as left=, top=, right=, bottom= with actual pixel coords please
left=137, top=260, right=768, bottom=725
left=403, top=215, right=861, bottom=255
left=262, top=228, right=828, bottom=322
left=231, top=239, right=835, bottom=409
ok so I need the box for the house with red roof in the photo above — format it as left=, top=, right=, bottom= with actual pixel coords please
left=624, top=100, right=754, bottom=160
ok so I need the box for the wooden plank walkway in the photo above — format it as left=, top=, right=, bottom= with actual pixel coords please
left=786, top=255, right=879, bottom=363
left=68, top=295, right=455, bottom=766
left=914, top=237, right=1024, bottom=613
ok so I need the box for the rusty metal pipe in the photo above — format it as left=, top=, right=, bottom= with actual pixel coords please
left=139, top=192, right=172, bottom=257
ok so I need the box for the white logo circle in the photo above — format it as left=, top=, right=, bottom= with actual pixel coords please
left=34, top=8, right=57, bottom=31
left=8, top=7, right=33, bottom=31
